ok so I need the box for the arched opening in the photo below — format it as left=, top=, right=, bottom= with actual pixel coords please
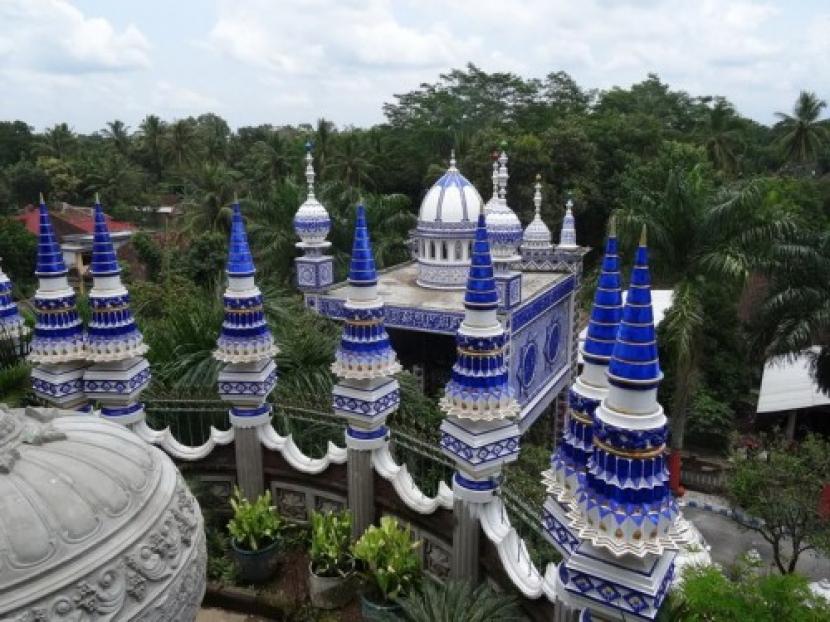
left=430, top=240, right=436, bottom=259
left=441, top=242, right=448, bottom=260
left=455, top=241, right=463, bottom=261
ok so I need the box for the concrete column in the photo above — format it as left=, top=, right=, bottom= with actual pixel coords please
left=235, top=426, right=265, bottom=500
left=348, top=448, right=375, bottom=539
left=451, top=498, right=480, bottom=582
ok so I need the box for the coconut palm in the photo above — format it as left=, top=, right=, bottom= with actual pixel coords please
left=137, top=115, right=167, bottom=180
left=167, top=119, right=198, bottom=169
left=183, top=163, right=240, bottom=234
left=775, top=91, right=828, bottom=165
left=364, top=193, right=416, bottom=268
left=244, top=180, right=302, bottom=283
left=701, top=98, right=742, bottom=176
left=246, top=131, right=294, bottom=187
left=750, top=229, right=830, bottom=394
left=329, top=133, right=376, bottom=189
left=101, top=120, right=131, bottom=156
left=615, top=166, right=792, bottom=460
left=314, top=118, right=335, bottom=179
left=40, top=123, right=76, bottom=160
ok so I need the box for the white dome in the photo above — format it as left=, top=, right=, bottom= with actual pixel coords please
left=418, top=163, right=483, bottom=225
left=522, top=178, right=553, bottom=250
left=294, top=195, right=331, bottom=245
left=0, top=406, right=206, bottom=621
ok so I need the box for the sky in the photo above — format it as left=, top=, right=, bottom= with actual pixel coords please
left=0, top=0, right=827, bottom=133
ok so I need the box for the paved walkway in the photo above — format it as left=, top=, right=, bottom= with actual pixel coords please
left=197, top=609, right=269, bottom=622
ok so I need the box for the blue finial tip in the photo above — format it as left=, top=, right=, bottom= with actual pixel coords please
left=35, top=197, right=68, bottom=277
left=226, top=202, right=256, bottom=277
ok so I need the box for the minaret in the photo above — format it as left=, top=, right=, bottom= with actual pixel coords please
left=439, top=207, right=520, bottom=580
left=484, top=147, right=523, bottom=309
left=28, top=195, right=88, bottom=411
left=520, top=174, right=554, bottom=268
left=294, top=142, right=333, bottom=293
left=215, top=200, right=278, bottom=499
left=332, top=204, right=401, bottom=538
left=559, top=198, right=578, bottom=249
left=542, top=219, right=623, bottom=558
left=0, top=257, right=29, bottom=345
left=83, top=197, right=151, bottom=424
left=557, top=228, right=683, bottom=621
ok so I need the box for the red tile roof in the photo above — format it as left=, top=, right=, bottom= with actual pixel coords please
left=17, top=204, right=135, bottom=238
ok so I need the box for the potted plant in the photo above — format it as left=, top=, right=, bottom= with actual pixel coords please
left=352, top=516, right=422, bottom=620
left=308, top=509, right=356, bottom=609
left=227, top=487, right=282, bottom=584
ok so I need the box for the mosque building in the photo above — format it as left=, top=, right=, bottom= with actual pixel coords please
left=297, top=147, right=587, bottom=431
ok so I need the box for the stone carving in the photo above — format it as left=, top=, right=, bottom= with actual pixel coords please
left=0, top=406, right=206, bottom=621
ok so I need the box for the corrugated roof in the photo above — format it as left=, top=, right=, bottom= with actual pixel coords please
left=756, top=348, right=830, bottom=413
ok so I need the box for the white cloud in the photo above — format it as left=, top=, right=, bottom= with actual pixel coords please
left=0, top=0, right=151, bottom=74
left=154, top=81, right=221, bottom=113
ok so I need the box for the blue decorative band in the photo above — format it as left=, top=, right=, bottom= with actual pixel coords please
left=346, top=425, right=388, bottom=440
left=454, top=473, right=498, bottom=491
left=230, top=404, right=271, bottom=417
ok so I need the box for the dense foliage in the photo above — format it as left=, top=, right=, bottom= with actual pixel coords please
left=352, top=516, right=422, bottom=603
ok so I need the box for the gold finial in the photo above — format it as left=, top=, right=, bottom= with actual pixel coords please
left=95, top=192, right=100, bottom=205
left=608, top=214, right=616, bottom=237
left=639, top=224, right=647, bottom=246
left=39, top=192, right=45, bottom=205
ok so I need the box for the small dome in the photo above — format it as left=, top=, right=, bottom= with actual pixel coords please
left=294, top=145, right=331, bottom=245
left=0, top=406, right=206, bottom=620
left=485, top=151, right=522, bottom=262
left=418, top=155, right=482, bottom=226
left=522, top=177, right=552, bottom=250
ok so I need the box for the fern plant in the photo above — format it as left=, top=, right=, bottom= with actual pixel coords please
left=309, top=509, right=353, bottom=577
left=227, top=488, right=282, bottom=551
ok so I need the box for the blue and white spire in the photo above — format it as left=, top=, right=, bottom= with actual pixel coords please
left=484, top=149, right=523, bottom=270
left=569, top=227, right=679, bottom=557
left=215, top=201, right=278, bottom=363
left=216, top=199, right=278, bottom=430
left=294, top=142, right=331, bottom=245
left=0, top=258, right=28, bottom=341
left=83, top=196, right=150, bottom=424
left=522, top=174, right=553, bottom=252
left=86, top=198, right=147, bottom=360
left=546, top=219, right=623, bottom=504
left=439, top=207, right=520, bottom=502
left=28, top=195, right=85, bottom=363
left=332, top=205, right=401, bottom=379
left=559, top=198, right=578, bottom=249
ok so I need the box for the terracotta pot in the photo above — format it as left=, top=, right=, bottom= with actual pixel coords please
left=308, top=560, right=356, bottom=609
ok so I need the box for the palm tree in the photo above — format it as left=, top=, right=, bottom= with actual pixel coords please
left=775, top=91, right=828, bottom=165
left=183, top=162, right=240, bottom=234
left=329, top=133, right=376, bottom=189
left=40, top=123, right=76, bottom=160
left=137, top=115, right=167, bottom=180
left=701, top=98, right=741, bottom=176
left=364, top=193, right=416, bottom=268
left=751, top=229, right=830, bottom=395
left=101, top=120, right=131, bottom=156
left=615, top=165, right=791, bottom=471
left=246, top=131, right=293, bottom=187
left=244, top=179, right=301, bottom=282
left=314, top=118, right=335, bottom=179
left=167, top=119, right=198, bottom=170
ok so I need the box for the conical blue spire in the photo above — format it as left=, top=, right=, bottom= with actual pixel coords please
left=582, top=224, right=623, bottom=366
left=226, top=202, right=255, bottom=277
left=90, top=198, right=120, bottom=276
left=464, top=212, right=499, bottom=311
left=607, top=228, right=661, bottom=388
left=0, top=259, right=27, bottom=338
left=348, top=204, right=377, bottom=287
left=35, top=197, right=67, bottom=277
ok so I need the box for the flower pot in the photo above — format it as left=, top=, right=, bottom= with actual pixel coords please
left=308, top=560, right=356, bottom=609
left=360, top=593, right=402, bottom=621
left=230, top=538, right=280, bottom=584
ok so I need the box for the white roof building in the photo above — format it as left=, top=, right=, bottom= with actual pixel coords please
left=756, top=347, right=830, bottom=414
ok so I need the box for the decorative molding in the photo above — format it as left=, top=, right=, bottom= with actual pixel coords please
left=132, top=419, right=234, bottom=462
left=257, top=422, right=346, bottom=475
left=371, top=445, right=453, bottom=514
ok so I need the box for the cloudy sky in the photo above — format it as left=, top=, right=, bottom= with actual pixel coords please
left=0, top=0, right=827, bottom=132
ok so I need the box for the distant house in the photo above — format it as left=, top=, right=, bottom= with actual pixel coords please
left=17, top=203, right=136, bottom=291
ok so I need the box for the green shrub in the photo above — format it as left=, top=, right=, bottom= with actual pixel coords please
left=389, top=580, right=526, bottom=622
left=352, top=516, right=421, bottom=602
left=227, top=488, right=282, bottom=551
left=310, top=510, right=353, bottom=577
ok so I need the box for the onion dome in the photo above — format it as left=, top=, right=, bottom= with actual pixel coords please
left=559, top=198, right=578, bottom=249
left=571, top=227, right=679, bottom=556
left=439, top=211, right=520, bottom=420
left=293, top=142, right=331, bottom=245
left=522, top=175, right=553, bottom=250
left=0, top=259, right=28, bottom=340
left=331, top=204, right=401, bottom=379
left=28, top=196, right=85, bottom=363
left=214, top=202, right=278, bottom=363
left=86, top=199, right=148, bottom=360
left=0, top=405, right=206, bottom=620
left=485, top=150, right=522, bottom=264
left=418, top=152, right=482, bottom=226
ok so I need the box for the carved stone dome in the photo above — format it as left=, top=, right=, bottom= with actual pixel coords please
left=0, top=406, right=206, bottom=621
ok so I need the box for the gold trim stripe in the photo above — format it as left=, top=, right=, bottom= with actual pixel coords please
left=593, top=436, right=665, bottom=459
